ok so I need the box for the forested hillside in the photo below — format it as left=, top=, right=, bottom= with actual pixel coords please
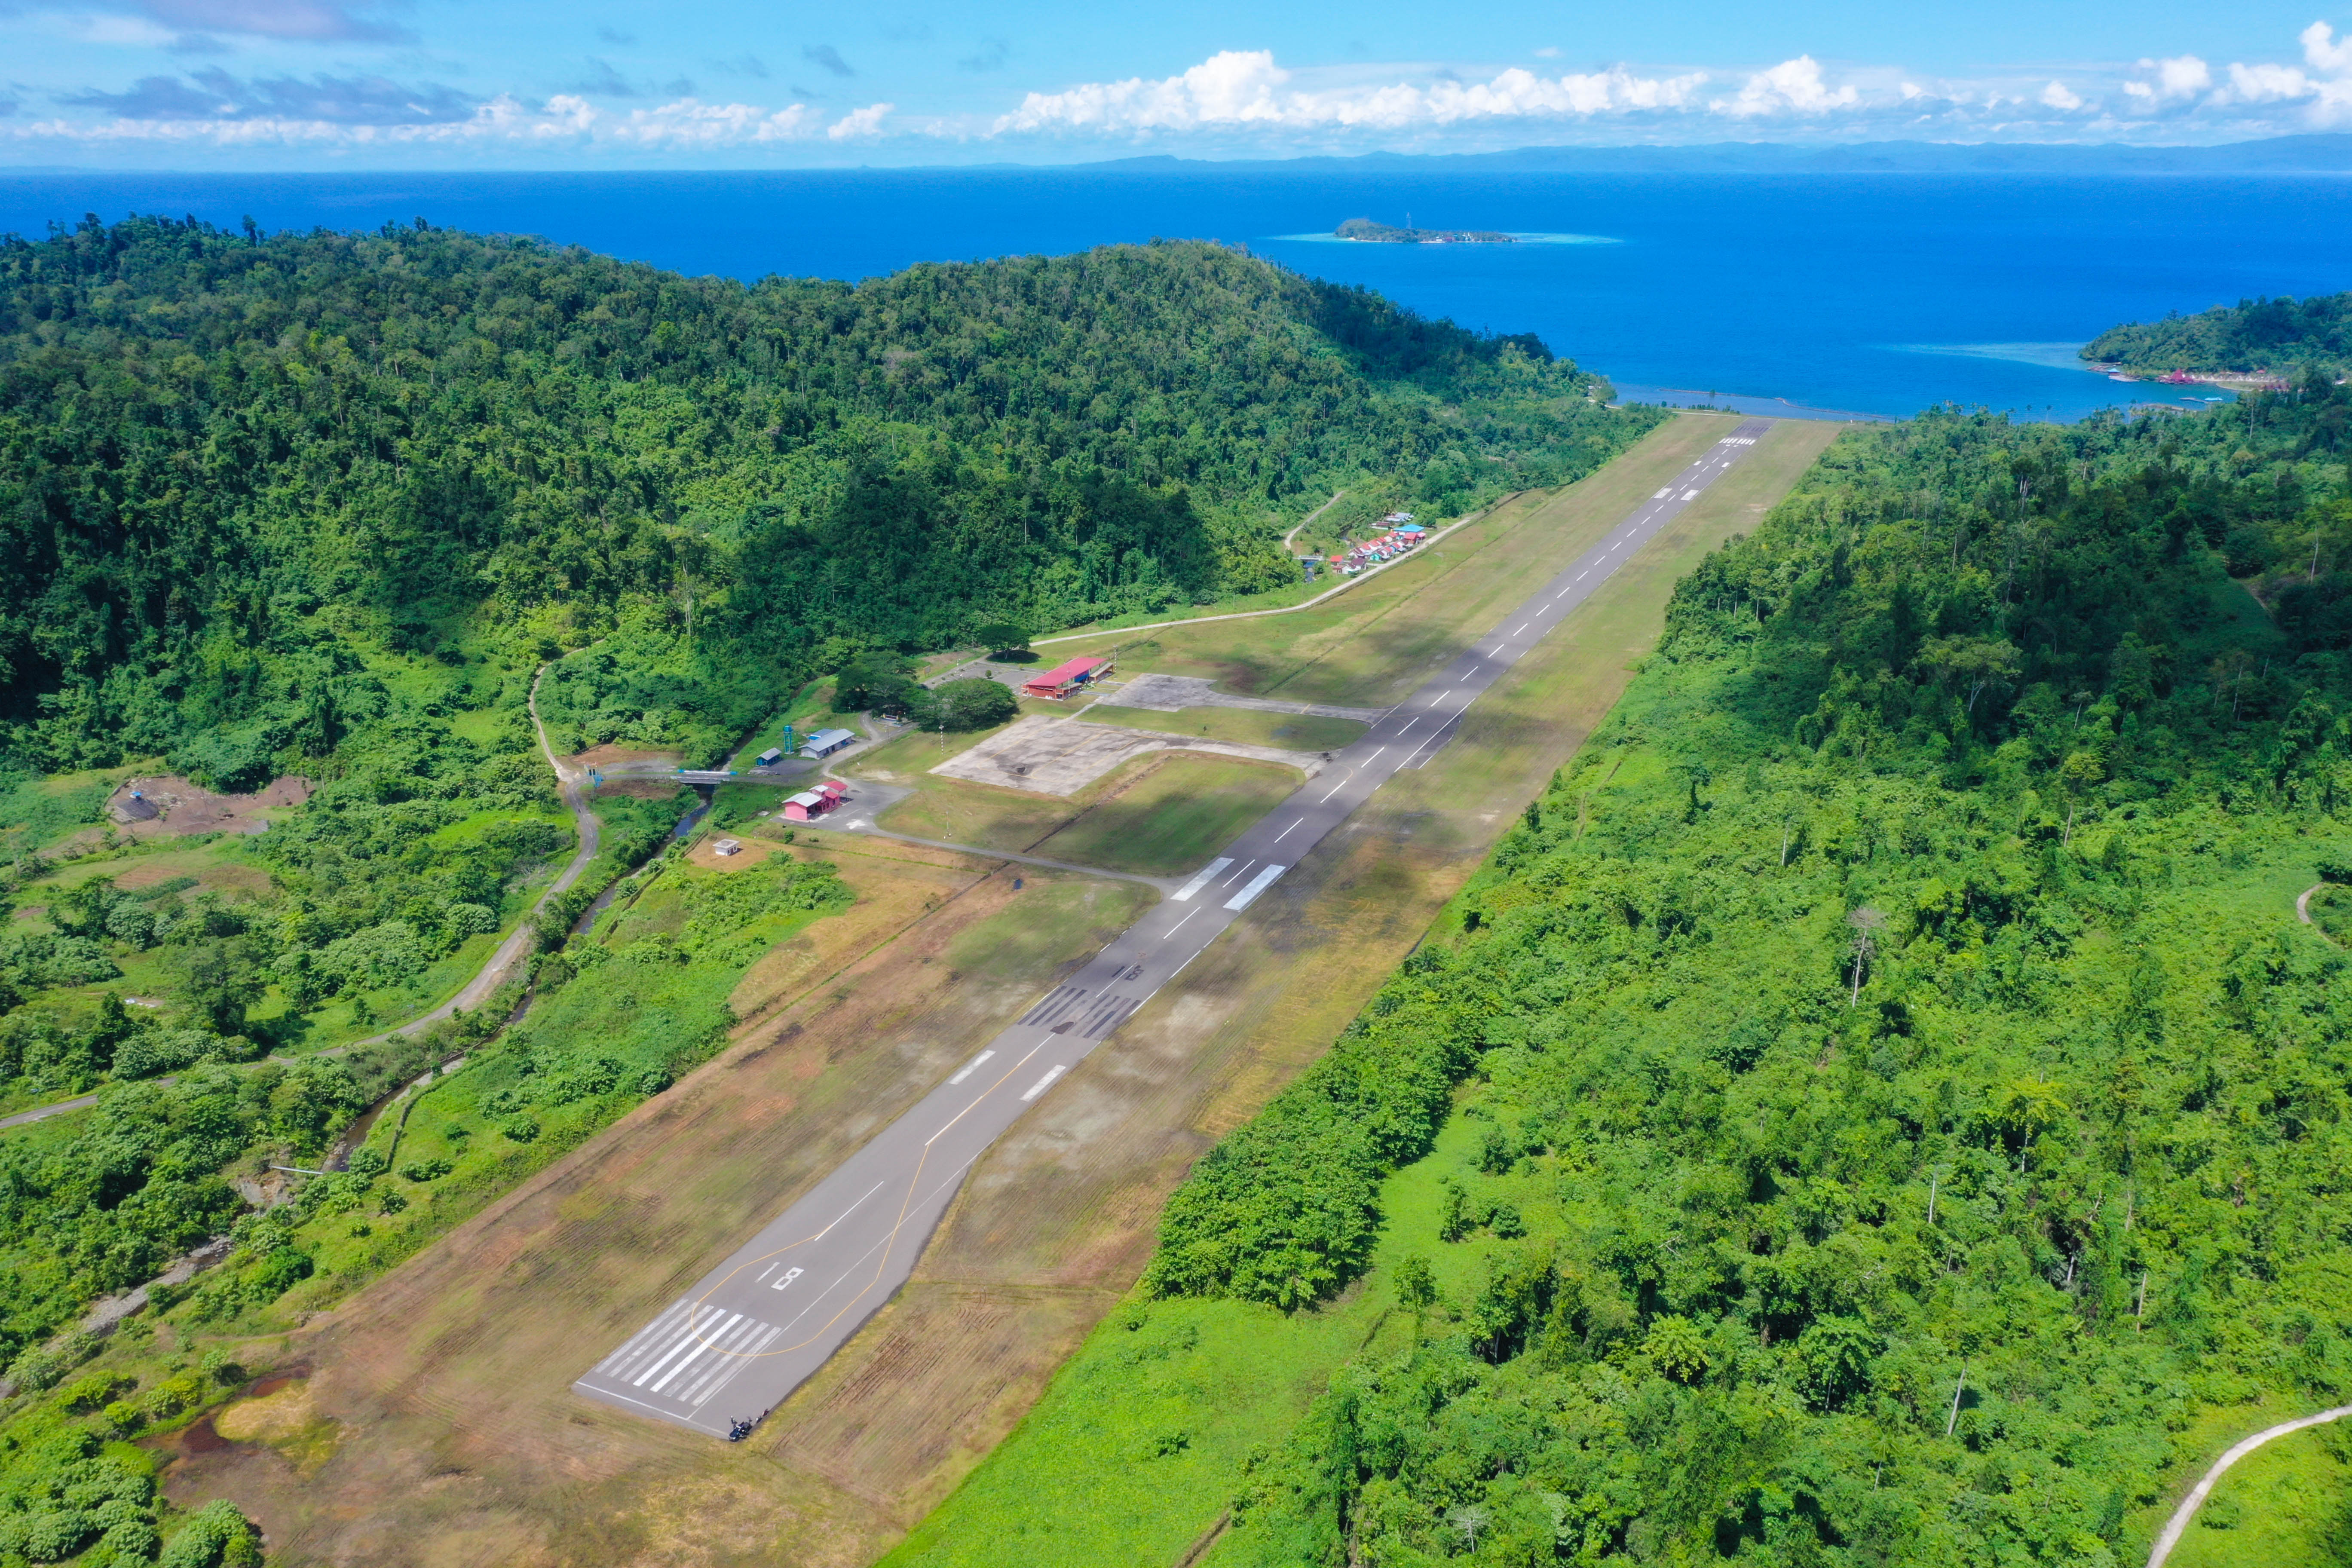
left=0, top=215, right=1659, bottom=1563
left=0, top=214, right=1648, bottom=778
left=1144, top=380, right=2352, bottom=1564
left=2085, top=291, right=2352, bottom=378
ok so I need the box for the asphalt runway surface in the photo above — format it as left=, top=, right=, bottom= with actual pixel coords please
left=574, top=419, right=1777, bottom=1436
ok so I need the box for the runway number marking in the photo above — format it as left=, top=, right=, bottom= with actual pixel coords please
left=769, top=1267, right=804, bottom=1292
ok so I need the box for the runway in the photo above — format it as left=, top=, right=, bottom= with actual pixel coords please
left=573, top=418, right=1776, bottom=1435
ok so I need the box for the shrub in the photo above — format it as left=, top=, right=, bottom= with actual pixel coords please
left=398, top=1158, right=452, bottom=1182
left=911, top=678, right=1019, bottom=732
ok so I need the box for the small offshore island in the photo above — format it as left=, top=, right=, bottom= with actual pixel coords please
left=1335, top=216, right=1516, bottom=244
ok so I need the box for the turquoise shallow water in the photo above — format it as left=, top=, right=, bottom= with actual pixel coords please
left=5, top=166, right=2348, bottom=421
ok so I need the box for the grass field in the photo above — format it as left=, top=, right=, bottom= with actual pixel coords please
left=125, top=413, right=1840, bottom=1568
left=2159, top=1419, right=2352, bottom=1567
left=142, top=841, right=1160, bottom=1567
left=1072, top=701, right=1368, bottom=752
left=1029, top=755, right=1302, bottom=875
left=1041, top=416, right=1754, bottom=711
left=877, top=412, right=1850, bottom=1568
left=861, top=740, right=1302, bottom=877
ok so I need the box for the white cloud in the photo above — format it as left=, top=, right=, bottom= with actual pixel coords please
left=608, top=98, right=817, bottom=146
left=992, top=49, right=1709, bottom=134
left=827, top=102, right=892, bottom=139
left=2223, top=61, right=2311, bottom=103
left=1712, top=55, right=1858, bottom=117
left=18, top=19, right=2352, bottom=158
left=2305, top=20, right=2352, bottom=74
left=2128, top=53, right=2213, bottom=101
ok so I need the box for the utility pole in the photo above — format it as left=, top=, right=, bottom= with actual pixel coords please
left=1946, top=1364, right=1967, bottom=1436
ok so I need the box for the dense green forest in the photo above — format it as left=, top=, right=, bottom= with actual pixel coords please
left=1142, top=380, right=2352, bottom=1564
left=2085, top=291, right=2352, bottom=378
left=1, top=214, right=1648, bottom=778
left=0, top=214, right=1658, bottom=1565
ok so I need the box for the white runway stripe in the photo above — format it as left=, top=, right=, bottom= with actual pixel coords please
left=690, top=1325, right=783, bottom=1407
left=649, top=1312, right=744, bottom=1393
left=1171, top=858, right=1232, bottom=901
left=1225, top=864, right=1287, bottom=911
left=594, top=1301, right=694, bottom=1380
left=673, top=1316, right=774, bottom=1403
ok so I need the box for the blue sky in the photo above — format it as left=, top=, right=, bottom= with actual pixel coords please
left=6, top=0, right=2352, bottom=165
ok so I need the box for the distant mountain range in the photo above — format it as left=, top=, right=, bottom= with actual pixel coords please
left=1084, top=134, right=2352, bottom=175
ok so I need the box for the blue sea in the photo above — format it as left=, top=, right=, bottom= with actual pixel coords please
left=6, top=166, right=2350, bottom=422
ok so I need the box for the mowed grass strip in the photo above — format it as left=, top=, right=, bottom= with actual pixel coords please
left=879, top=415, right=1849, bottom=1568
left=162, top=859, right=1160, bottom=1568
left=864, top=729, right=1305, bottom=877
left=2157, top=1419, right=2352, bottom=1567
left=1073, top=701, right=1368, bottom=753
left=1031, top=754, right=1302, bottom=876
left=1046, top=414, right=1741, bottom=710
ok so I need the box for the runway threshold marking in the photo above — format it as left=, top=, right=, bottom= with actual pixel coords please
left=577, top=416, right=1780, bottom=1432
left=1224, top=864, right=1287, bottom=911
left=1171, top=858, right=1232, bottom=900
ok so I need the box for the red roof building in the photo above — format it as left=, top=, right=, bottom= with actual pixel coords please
left=1021, top=655, right=1114, bottom=700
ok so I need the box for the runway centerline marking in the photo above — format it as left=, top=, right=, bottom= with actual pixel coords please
left=573, top=416, right=1781, bottom=1435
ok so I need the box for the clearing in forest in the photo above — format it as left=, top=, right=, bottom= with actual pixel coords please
left=160, top=414, right=1841, bottom=1568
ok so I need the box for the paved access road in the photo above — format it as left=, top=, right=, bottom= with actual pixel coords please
left=573, top=419, right=1777, bottom=1436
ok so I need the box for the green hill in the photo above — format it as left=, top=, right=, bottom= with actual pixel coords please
left=2083, top=291, right=2352, bottom=377
left=946, top=382, right=2352, bottom=1566
left=0, top=213, right=1660, bottom=1500
left=0, top=216, right=1651, bottom=780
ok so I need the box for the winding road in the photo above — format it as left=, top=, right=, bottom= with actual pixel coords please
left=2145, top=1405, right=2352, bottom=1566
left=0, top=668, right=604, bottom=1133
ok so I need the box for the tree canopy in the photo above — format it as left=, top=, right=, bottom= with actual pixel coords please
left=2084, top=291, right=2352, bottom=377
left=1156, top=379, right=2352, bottom=1565
left=0, top=214, right=1654, bottom=778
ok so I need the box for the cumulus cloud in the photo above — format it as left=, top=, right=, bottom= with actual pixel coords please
left=828, top=102, right=891, bottom=138
left=607, top=98, right=816, bottom=146
left=2304, top=20, right=2352, bottom=73
left=2124, top=53, right=2213, bottom=101
left=994, top=49, right=1709, bottom=134
left=61, top=67, right=477, bottom=123
left=21, top=19, right=2352, bottom=156
left=1712, top=55, right=1858, bottom=116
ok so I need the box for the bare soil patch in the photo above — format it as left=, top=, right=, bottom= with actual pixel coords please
left=931, top=714, right=1319, bottom=796
left=103, top=774, right=311, bottom=839
left=159, top=863, right=1152, bottom=1568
